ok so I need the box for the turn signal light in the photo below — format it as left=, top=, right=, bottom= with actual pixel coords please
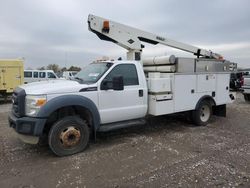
left=36, top=99, right=46, bottom=106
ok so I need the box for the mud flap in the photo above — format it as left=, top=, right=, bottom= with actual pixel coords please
left=213, top=104, right=226, bottom=117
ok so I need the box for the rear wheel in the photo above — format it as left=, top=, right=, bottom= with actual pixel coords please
left=48, top=116, right=89, bottom=156
left=192, top=100, right=212, bottom=126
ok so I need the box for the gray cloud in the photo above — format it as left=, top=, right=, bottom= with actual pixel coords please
left=0, top=0, right=249, bottom=68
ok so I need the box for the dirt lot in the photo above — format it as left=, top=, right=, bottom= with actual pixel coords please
left=0, top=93, right=249, bottom=188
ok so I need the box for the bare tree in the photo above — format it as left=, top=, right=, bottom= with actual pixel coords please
left=68, top=66, right=81, bottom=71
left=37, top=66, right=45, bottom=70
left=47, top=64, right=60, bottom=73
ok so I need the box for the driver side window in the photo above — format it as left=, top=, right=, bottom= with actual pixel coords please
left=103, top=64, right=139, bottom=88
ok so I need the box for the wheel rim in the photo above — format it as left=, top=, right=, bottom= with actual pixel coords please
left=200, top=105, right=210, bottom=122
left=59, top=126, right=81, bottom=148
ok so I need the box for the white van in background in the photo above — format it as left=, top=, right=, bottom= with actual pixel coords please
left=24, top=70, right=58, bottom=84
left=62, top=71, right=78, bottom=80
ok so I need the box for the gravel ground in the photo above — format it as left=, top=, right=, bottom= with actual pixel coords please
left=0, top=93, right=249, bottom=188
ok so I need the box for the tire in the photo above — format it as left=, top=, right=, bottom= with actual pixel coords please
left=244, top=94, right=250, bottom=101
left=48, top=116, right=89, bottom=156
left=192, top=100, right=212, bottom=126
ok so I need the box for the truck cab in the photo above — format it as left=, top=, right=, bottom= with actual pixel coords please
left=73, top=60, right=148, bottom=124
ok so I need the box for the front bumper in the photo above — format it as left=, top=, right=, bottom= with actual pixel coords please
left=8, top=112, right=47, bottom=136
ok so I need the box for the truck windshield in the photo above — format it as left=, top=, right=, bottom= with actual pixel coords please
left=75, top=62, right=113, bottom=84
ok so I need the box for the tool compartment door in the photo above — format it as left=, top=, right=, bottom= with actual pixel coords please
left=0, top=67, right=5, bottom=90
left=196, top=74, right=216, bottom=93
left=4, top=66, right=22, bottom=93
left=216, top=74, right=231, bottom=105
left=174, top=74, right=197, bottom=112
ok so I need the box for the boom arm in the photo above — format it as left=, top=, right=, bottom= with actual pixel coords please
left=88, top=14, right=223, bottom=60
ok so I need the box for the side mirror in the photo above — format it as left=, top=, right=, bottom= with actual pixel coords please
left=113, top=76, right=124, bottom=90
left=101, top=80, right=109, bottom=90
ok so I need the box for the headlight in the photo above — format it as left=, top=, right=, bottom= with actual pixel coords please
left=25, top=95, right=47, bottom=116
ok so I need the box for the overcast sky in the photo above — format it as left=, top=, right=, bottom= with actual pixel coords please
left=1, top=0, right=250, bottom=68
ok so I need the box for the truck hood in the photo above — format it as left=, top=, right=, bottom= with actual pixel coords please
left=20, top=79, right=91, bottom=95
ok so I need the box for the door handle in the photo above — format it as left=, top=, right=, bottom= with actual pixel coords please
left=139, top=89, right=143, bottom=97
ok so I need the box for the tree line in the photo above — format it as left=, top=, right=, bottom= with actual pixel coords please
left=36, top=64, right=81, bottom=73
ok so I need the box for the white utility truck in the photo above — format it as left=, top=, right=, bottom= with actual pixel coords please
left=8, top=14, right=236, bottom=156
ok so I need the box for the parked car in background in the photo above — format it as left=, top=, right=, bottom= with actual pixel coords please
left=62, top=71, right=78, bottom=80
left=230, top=72, right=243, bottom=91
left=242, top=75, right=250, bottom=102
left=243, top=71, right=250, bottom=76
left=56, top=72, right=63, bottom=78
left=24, top=70, right=58, bottom=84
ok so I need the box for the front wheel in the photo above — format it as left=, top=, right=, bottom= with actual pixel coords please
left=192, top=100, right=212, bottom=126
left=48, top=116, right=90, bottom=156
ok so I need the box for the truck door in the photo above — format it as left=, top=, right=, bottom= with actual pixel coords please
left=98, top=63, right=147, bottom=124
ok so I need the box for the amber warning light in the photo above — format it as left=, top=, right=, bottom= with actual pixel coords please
left=218, top=56, right=224, bottom=60
left=102, top=20, right=110, bottom=33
